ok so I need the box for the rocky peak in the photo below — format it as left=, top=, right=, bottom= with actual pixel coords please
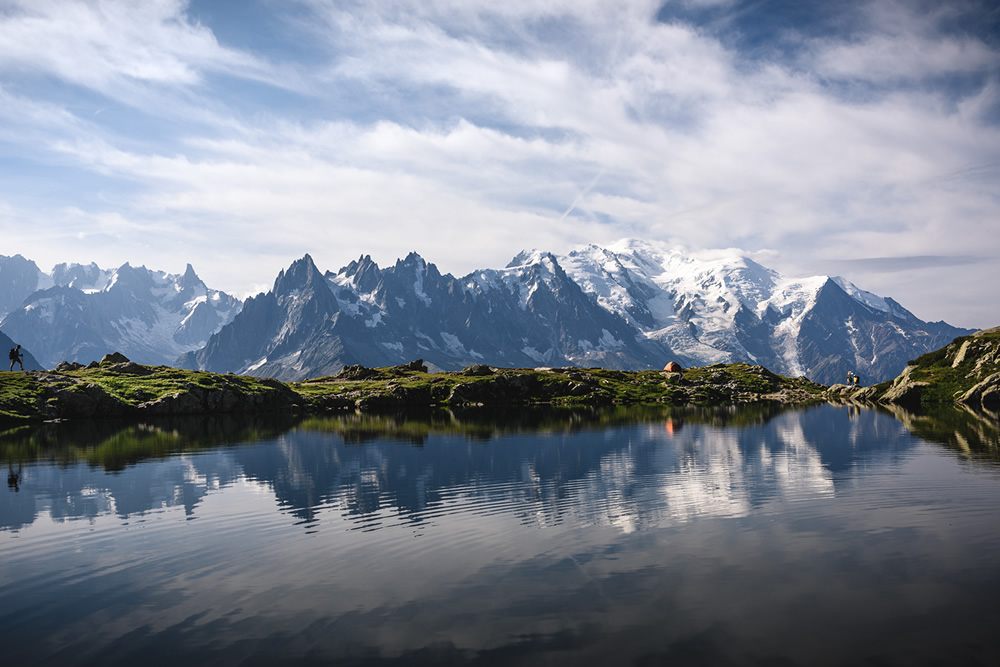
left=107, top=263, right=155, bottom=296
left=177, top=263, right=205, bottom=292
left=0, top=254, right=43, bottom=318
left=273, top=254, right=326, bottom=296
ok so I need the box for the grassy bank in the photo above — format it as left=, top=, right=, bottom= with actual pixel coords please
left=0, top=359, right=828, bottom=425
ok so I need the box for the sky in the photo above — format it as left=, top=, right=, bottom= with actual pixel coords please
left=0, top=0, right=997, bottom=329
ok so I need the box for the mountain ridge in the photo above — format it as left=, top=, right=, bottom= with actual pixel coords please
left=0, top=257, right=241, bottom=368
left=177, top=239, right=973, bottom=385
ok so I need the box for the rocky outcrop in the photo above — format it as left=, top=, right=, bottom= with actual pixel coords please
left=459, top=364, right=495, bottom=377
left=871, top=326, right=1000, bottom=410
left=878, top=366, right=931, bottom=408
left=138, top=381, right=302, bottom=416
left=448, top=373, right=543, bottom=405
left=336, top=365, right=384, bottom=380
left=958, top=372, right=1000, bottom=410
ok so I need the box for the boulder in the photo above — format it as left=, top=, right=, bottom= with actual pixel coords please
left=958, top=372, right=1000, bottom=410
left=101, top=352, right=130, bottom=364
left=55, top=361, right=85, bottom=372
left=392, top=359, right=428, bottom=373
left=879, top=379, right=930, bottom=408
left=336, top=365, right=383, bottom=380
left=459, top=364, right=494, bottom=377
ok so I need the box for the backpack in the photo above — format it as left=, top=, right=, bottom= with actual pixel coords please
left=8, top=348, right=17, bottom=360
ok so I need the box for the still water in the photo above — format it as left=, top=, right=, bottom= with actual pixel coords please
left=2, top=403, right=1000, bottom=666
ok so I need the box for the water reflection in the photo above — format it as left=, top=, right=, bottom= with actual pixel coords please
left=0, top=403, right=948, bottom=534
left=3, top=404, right=1000, bottom=666
left=880, top=403, right=1000, bottom=462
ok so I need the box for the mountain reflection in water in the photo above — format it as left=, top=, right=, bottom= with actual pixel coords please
left=2, top=403, right=999, bottom=666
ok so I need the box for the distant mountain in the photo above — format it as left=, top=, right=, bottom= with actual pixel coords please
left=0, top=258, right=241, bottom=368
left=0, top=254, right=45, bottom=319
left=179, top=240, right=972, bottom=385
left=558, top=241, right=971, bottom=386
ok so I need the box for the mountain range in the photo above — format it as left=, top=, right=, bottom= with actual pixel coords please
left=0, top=242, right=974, bottom=385
left=0, top=254, right=240, bottom=369
left=175, top=239, right=971, bottom=386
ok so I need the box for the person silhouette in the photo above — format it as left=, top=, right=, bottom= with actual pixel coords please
left=8, top=344, right=24, bottom=371
left=7, top=462, right=21, bottom=492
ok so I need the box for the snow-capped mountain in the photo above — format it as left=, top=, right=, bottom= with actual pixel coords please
left=179, top=240, right=972, bottom=385
left=0, top=258, right=242, bottom=368
left=178, top=250, right=654, bottom=380
left=560, top=240, right=969, bottom=385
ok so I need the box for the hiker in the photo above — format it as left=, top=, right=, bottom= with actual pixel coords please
left=854, top=374, right=861, bottom=387
left=7, top=462, right=20, bottom=492
left=846, top=370, right=854, bottom=385
left=8, top=344, right=23, bottom=371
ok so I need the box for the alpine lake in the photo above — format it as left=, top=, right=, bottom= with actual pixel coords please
left=2, top=402, right=1000, bottom=667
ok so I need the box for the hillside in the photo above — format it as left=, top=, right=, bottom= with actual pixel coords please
left=848, top=327, right=1000, bottom=410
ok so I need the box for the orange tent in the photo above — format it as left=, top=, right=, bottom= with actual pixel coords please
left=663, top=361, right=683, bottom=372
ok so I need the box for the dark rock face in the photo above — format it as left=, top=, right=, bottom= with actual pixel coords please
left=795, top=280, right=966, bottom=388
left=183, top=252, right=670, bottom=382
left=959, top=372, right=1000, bottom=409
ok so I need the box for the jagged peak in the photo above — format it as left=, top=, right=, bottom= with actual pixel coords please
left=178, top=263, right=205, bottom=291
left=273, top=254, right=325, bottom=295
left=396, top=251, right=427, bottom=270
left=338, top=254, right=380, bottom=279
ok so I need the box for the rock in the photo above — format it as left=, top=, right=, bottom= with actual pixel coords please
left=852, top=386, right=881, bottom=402
left=459, top=364, right=494, bottom=376
left=141, top=391, right=203, bottom=415
left=951, top=339, right=973, bottom=367
left=52, top=383, right=132, bottom=419
left=958, top=372, right=1000, bottom=410
left=55, top=361, right=85, bottom=372
left=355, top=384, right=432, bottom=410
left=448, top=373, right=539, bottom=404
left=105, top=362, right=154, bottom=376
left=101, top=352, right=130, bottom=364
left=880, top=378, right=930, bottom=407
left=336, top=365, right=383, bottom=380
left=392, top=359, right=428, bottom=373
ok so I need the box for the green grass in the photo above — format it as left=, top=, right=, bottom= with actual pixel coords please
left=1, top=359, right=833, bottom=426
left=0, top=371, right=47, bottom=422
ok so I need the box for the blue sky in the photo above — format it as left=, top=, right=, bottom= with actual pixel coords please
left=0, top=0, right=997, bottom=328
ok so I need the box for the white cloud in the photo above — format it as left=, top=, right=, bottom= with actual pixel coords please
left=0, top=0, right=997, bottom=328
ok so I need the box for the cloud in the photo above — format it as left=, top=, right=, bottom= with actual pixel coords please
left=0, top=0, right=997, bottom=328
left=816, top=255, right=984, bottom=273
